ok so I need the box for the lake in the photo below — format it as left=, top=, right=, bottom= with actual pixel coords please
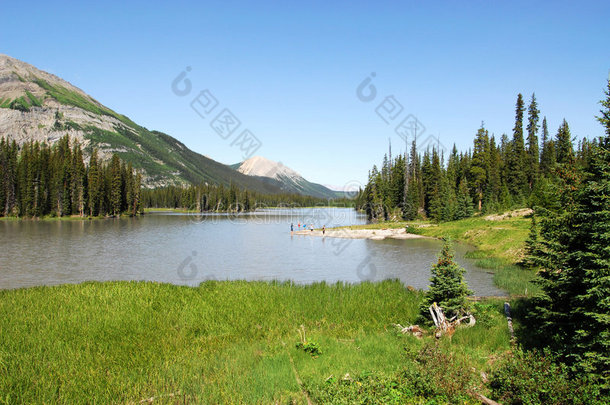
left=0, top=208, right=504, bottom=295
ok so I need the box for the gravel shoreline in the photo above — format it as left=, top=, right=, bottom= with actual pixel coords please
left=292, top=227, right=427, bottom=240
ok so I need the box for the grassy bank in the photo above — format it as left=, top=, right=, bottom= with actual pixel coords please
left=342, top=214, right=538, bottom=296
left=0, top=280, right=518, bottom=403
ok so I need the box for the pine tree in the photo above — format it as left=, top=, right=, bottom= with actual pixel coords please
left=420, top=239, right=472, bottom=320
left=88, top=149, right=101, bottom=216
left=528, top=81, right=610, bottom=384
left=507, top=93, right=528, bottom=200
left=455, top=178, right=474, bottom=220
left=110, top=154, right=122, bottom=216
left=2, top=140, right=18, bottom=216
left=125, top=162, right=134, bottom=215
left=540, top=117, right=556, bottom=177
left=526, top=93, right=540, bottom=188
left=520, top=214, right=543, bottom=268
left=486, top=136, right=501, bottom=212
left=470, top=125, right=489, bottom=211
left=555, top=119, right=574, bottom=165
left=71, top=142, right=85, bottom=216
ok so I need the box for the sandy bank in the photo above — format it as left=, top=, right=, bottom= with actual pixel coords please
left=292, top=227, right=426, bottom=240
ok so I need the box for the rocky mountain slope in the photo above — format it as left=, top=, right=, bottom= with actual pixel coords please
left=0, top=54, right=283, bottom=193
left=233, top=156, right=340, bottom=199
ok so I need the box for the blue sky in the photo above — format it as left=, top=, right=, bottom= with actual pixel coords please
left=2, top=0, right=609, bottom=187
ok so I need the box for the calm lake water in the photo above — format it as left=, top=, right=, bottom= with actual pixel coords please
left=0, top=208, right=504, bottom=295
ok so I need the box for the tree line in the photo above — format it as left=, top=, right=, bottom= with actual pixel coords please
left=0, top=135, right=141, bottom=218
left=357, top=92, right=597, bottom=221
left=142, top=184, right=351, bottom=212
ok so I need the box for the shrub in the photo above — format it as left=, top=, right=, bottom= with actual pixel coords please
left=489, top=349, right=608, bottom=404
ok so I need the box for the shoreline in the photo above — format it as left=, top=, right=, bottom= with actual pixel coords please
left=293, top=227, right=426, bottom=240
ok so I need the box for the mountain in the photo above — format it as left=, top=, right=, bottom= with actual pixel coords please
left=0, top=54, right=283, bottom=193
left=234, top=156, right=340, bottom=199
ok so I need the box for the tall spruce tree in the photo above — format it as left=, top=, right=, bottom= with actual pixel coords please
left=540, top=117, right=556, bottom=177
left=508, top=93, right=528, bottom=200
left=528, top=81, right=610, bottom=385
left=455, top=178, right=474, bottom=220
left=88, top=149, right=101, bottom=216
left=110, top=154, right=122, bottom=216
left=526, top=93, right=540, bottom=188
left=555, top=119, right=574, bottom=165
left=470, top=124, right=489, bottom=211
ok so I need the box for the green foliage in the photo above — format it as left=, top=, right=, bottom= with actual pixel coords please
left=24, top=90, right=42, bottom=107
left=310, top=344, right=480, bottom=404
left=555, top=119, right=574, bottom=165
left=296, top=341, right=322, bottom=356
left=8, top=96, right=30, bottom=112
left=420, top=239, right=472, bottom=321
left=489, top=349, right=608, bottom=404
left=526, top=93, right=541, bottom=188
left=526, top=82, right=610, bottom=386
left=34, top=77, right=117, bottom=119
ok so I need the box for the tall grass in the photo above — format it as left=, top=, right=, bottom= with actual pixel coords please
left=0, top=280, right=429, bottom=403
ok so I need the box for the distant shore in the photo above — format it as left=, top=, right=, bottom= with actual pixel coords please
left=292, top=227, right=426, bottom=240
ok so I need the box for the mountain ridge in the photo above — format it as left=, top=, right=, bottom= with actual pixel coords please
left=0, top=54, right=286, bottom=194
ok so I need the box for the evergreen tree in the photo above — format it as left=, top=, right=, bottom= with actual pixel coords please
left=540, top=117, right=556, bottom=177
left=420, top=239, right=473, bottom=320
left=455, top=178, right=474, bottom=219
left=507, top=93, right=528, bottom=199
left=71, top=142, right=86, bottom=216
left=526, top=93, right=540, bottom=188
left=520, top=214, right=543, bottom=268
left=110, top=154, right=122, bottom=216
left=470, top=124, right=489, bottom=211
left=555, top=119, right=574, bottom=165
left=88, top=149, right=101, bottom=216
left=486, top=136, right=501, bottom=212
left=528, top=81, right=610, bottom=384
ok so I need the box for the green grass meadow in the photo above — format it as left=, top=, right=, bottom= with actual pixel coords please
left=0, top=280, right=517, bottom=403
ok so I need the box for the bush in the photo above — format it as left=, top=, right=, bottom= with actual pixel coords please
left=489, top=349, right=608, bottom=404
left=308, top=344, right=480, bottom=404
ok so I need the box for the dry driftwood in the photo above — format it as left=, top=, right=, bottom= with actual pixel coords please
left=392, top=323, right=424, bottom=338
left=430, top=303, right=475, bottom=338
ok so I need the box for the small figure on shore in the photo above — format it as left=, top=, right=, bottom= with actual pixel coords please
left=322, top=225, right=325, bottom=235
left=310, top=223, right=314, bottom=231
left=298, top=222, right=301, bottom=230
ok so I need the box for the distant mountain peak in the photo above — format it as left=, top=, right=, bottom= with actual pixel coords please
left=235, top=156, right=339, bottom=199
left=237, top=156, right=301, bottom=180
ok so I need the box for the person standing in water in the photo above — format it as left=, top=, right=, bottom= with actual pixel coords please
left=291, top=223, right=294, bottom=235
left=322, top=225, right=325, bottom=235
